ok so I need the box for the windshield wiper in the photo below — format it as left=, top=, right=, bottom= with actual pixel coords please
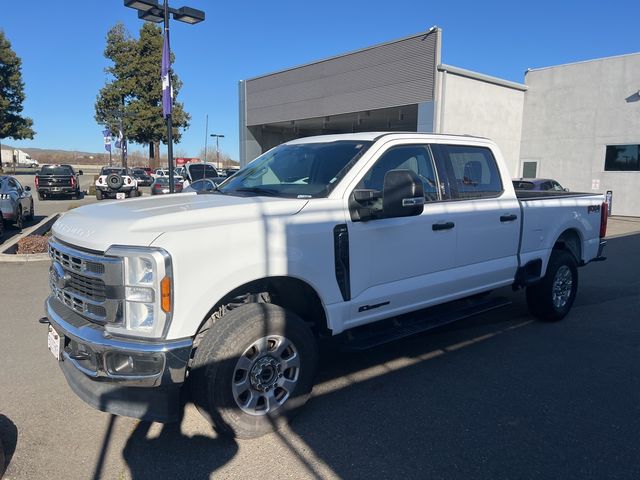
left=233, top=187, right=281, bottom=197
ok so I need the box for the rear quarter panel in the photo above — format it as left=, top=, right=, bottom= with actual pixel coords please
left=520, top=194, right=604, bottom=274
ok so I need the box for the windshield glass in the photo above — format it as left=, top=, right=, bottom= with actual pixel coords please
left=188, top=164, right=217, bottom=179
left=102, top=168, right=126, bottom=175
left=40, top=165, right=73, bottom=175
left=219, top=140, right=372, bottom=198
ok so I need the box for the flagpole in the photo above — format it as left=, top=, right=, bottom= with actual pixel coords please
left=164, top=0, right=175, bottom=194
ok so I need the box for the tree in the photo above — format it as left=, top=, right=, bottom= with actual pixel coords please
left=94, top=23, right=190, bottom=168
left=0, top=30, right=35, bottom=159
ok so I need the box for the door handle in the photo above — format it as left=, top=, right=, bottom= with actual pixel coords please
left=500, top=214, right=518, bottom=222
left=432, top=221, right=455, bottom=231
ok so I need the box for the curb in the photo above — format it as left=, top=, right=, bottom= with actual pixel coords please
left=0, top=213, right=60, bottom=263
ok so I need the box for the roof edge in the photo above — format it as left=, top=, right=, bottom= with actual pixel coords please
left=526, top=51, right=640, bottom=74
left=243, top=27, right=441, bottom=82
left=438, top=64, right=527, bottom=91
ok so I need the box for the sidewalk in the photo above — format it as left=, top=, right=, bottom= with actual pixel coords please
left=606, top=216, right=640, bottom=238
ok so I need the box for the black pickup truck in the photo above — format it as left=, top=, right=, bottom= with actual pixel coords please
left=35, top=164, right=83, bottom=200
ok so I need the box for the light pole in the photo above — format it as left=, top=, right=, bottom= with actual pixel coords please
left=210, top=134, right=224, bottom=167
left=124, top=0, right=205, bottom=192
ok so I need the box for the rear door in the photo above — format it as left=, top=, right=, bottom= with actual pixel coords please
left=344, top=143, right=459, bottom=329
left=430, top=144, right=520, bottom=291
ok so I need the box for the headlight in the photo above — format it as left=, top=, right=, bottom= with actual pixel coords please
left=104, top=246, right=173, bottom=339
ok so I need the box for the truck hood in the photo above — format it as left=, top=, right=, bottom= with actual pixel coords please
left=52, top=193, right=308, bottom=252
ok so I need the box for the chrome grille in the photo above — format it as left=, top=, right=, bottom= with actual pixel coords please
left=48, top=238, right=122, bottom=324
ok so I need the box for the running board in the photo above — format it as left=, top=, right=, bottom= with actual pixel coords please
left=340, top=296, right=511, bottom=352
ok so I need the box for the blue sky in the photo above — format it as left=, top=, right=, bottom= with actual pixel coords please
left=2, top=0, right=639, bottom=160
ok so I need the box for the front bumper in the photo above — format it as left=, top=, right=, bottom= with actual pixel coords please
left=44, top=296, right=192, bottom=422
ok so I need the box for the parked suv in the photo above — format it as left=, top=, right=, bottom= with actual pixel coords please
left=95, top=167, right=138, bottom=200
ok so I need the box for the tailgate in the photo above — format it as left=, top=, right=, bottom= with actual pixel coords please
left=38, top=175, right=73, bottom=188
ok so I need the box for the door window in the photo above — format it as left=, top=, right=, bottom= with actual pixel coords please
left=432, top=145, right=503, bottom=199
left=357, top=144, right=440, bottom=199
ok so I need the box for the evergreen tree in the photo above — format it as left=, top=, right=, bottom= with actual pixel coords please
left=0, top=31, right=35, bottom=156
left=94, top=23, right=190, bottom=167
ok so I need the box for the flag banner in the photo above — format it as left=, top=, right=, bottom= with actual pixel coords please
left=161, top=33, right=172, bottom=118
left=105, top=143, right=111, bottom=152
left=115, top=140, right=121, bottom=149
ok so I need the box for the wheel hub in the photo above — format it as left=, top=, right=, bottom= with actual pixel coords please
left=249, top=356, right=282, bottom=392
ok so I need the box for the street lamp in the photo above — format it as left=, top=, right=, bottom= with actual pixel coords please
left=210, top=134, right=224, bottom=166
left=124, top=0, right=205, bottom=193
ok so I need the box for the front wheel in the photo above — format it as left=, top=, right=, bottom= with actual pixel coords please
left=526, top=250, right=578, bottom=321
left=190, top=303, right=318, bottom=438
left=25, top=201, right=34, bottom=221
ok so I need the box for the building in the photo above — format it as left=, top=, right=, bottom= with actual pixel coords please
left=239, top=29, right=640, bottom=216
left=520, top=53, right=640, bottom=216
left=239, top=29, right=527, bottom=175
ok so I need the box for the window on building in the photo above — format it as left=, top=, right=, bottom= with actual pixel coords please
left=432, top=145, right=503, bottom=199
left=604, top=145, right=640, bottom=171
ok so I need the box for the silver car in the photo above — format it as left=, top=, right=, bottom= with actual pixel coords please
left=0, top=175, right=34, bottom=235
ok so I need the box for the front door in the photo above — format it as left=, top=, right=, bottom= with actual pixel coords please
left=344, top=143, right=458, bottom=330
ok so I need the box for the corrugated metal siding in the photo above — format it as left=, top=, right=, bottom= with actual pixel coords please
left=245, top=32, right=438, bottom=126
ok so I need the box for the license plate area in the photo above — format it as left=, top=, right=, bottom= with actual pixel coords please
left=48, top=325, right=63, bottom=361
left=116, top=192, right=126, bottom=200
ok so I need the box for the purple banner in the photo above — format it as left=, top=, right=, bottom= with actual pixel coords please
left=161, top=34, right=172, bottom=117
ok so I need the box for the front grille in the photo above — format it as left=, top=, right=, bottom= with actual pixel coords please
left=48, top=238, right=122, bottom=324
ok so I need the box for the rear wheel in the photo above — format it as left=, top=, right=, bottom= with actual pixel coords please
left=15, top=206, right=23, bottom=231
left=96, top=190, right=103, bottom=201
left=38, top=192, right=44, bottom=201
left=25, top=201, right=34, bottom=221
left=526, top=250, right=578, bottom=321
left=190, top=303, right=318, bottom=438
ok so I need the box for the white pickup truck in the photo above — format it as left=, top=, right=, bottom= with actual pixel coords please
left=42, top=133, right=607, bottom=438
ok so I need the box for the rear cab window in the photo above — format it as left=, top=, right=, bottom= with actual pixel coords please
left=40, top=165, right=74, bottom=176
left=431, top=145, right=503, bottom=200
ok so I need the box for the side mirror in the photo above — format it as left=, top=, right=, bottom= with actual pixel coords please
left=382, top=169, right=425, bottom=219
left=78, top=170, right=84, bottom=175
left=25, top=186, right=31, bottom=191
left=564, top=187, right=569, bottom=192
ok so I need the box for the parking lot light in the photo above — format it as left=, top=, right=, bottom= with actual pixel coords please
left=173, top=7, right=205, bottom=24
left=124, top=0, right=159, bottom=11
left=137, top=10, right=163, bottom=22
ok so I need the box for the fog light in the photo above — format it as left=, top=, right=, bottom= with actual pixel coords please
left=105, top=352, right=164, bottom=376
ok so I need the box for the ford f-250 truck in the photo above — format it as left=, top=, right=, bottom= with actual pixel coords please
left=42, top=133, right=607, bottom=438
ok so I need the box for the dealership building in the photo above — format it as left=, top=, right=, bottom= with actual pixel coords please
left=239, top=29, right=640, bottom=216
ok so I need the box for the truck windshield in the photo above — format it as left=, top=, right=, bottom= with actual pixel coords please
left=218, top=140, right=372, bottom=198
left=188, top=164, right=217, bottom=179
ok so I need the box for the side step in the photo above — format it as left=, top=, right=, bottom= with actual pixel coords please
left=340, top=296, right=511, bottom=352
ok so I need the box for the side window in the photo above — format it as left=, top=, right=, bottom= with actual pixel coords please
left=7, top=178, right=18, bottom=191
left=432, top=145, right=503, bottom=199
left=356, top=145, right=440, bottom=201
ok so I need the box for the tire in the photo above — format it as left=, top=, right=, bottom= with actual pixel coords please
left=96, top=190, right=103, bottom=201
left=15, top=206, right=23, bottom=231
left=38, top=192, right=44, bottom=201
left=128, top=189, right=136, bottom=198
left=25, top=201, right=34, bottom=221
left=0, top=219, right=5, bottom=241
left=190, top=303, right=318, bottom=439
left=526, top=250, right=578, bottom=321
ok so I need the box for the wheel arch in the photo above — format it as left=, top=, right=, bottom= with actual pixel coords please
left=194, top=275, right=330, bottom=341
left=553, top=228, right=583, bottom=265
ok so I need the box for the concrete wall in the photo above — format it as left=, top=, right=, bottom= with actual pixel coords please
left=520, top=53, right=640, bottom=216
left=437, top=69, right=526, bottom=175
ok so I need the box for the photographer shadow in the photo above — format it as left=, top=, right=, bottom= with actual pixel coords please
left=0, top=414, right=17, bottom=479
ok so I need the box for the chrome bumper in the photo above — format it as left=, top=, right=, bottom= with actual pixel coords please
left=45, top=296, right=192, bottom=387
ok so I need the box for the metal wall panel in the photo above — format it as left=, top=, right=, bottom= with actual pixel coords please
left=245, top=31, right=439, bottom=126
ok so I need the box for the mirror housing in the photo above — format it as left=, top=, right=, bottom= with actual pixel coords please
left=78, top=170, right=84, bottom=175
left=382, top=169, right=425, bottom=218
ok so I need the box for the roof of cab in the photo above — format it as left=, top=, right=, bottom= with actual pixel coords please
left=285, top=131, right=489, bottom=145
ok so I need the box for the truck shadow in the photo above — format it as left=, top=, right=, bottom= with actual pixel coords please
left=0, top=414, right=17, bottom=479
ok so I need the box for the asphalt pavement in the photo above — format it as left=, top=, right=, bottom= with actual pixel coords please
left=0, top=216, right=639, bottom=479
